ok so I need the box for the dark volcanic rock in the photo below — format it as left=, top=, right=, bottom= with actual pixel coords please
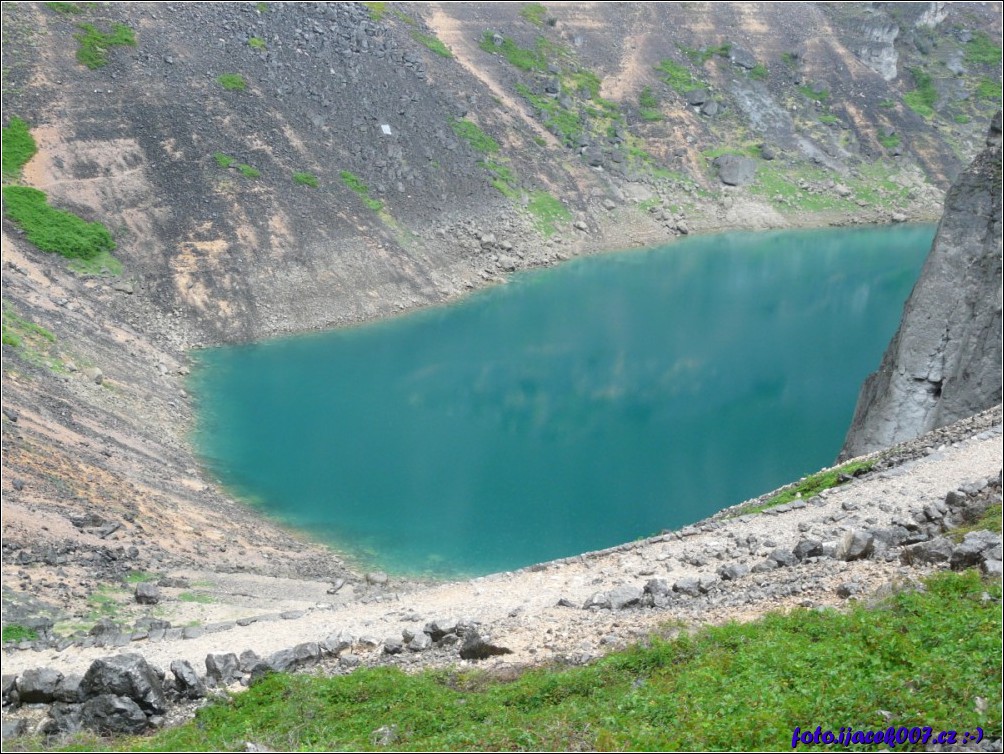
left=80, top=654, right=166, bottom=714
left=836, top=530, right=874, bottom=561
left=713, top=154, right=756, bottom=185
left=459, top=630, right=513, bottom=661
left=17, top=667, right=63, bottom=704
left=205, top=653, right=241, bottom=686
left=81, top=694, right=150, bottom=735
left=170, top=660, right=206, bottom=699
left=842, top=113, right=1003, bottom=457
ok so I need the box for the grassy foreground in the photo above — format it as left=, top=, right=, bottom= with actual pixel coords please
left=49, top=570, right=1000, bottom=752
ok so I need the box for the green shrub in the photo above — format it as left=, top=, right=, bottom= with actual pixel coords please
left=75, top=22, right=136, bottom=69
left=655, top=59, right=701, bottom=93
left=2, top=624, right=39, bottom=642
left=520, top=2, right=548, bottom=26
left=340, top=170, right=383, bottom=211
left=749, top=63, right=768, bottom=80
left=679, top=43, right=730, bottom=64
left=217, top=73, right=247, bottom=91
left=527, top=191, right=570, bottom=236
left=954, top=113, right=972, bottom=124
left=798, top=83, right=829, bottom=102
left=976, top=76, right=1002, bottom=102
left=903, top=68, right=937, bottom=118
left=213, top=152, right=235, bottom=168
left=411, top=30, right=452, bottom=58
left=44, top=1, right=83, bottom=14
left=451, top=118, right=499, bottom=153
left=481, top=160, right=520, bottom=198
left=237, top=164, right=260, bottom=178
left=877, top=131, right=901, bottom=149
left=965, top=31, right=1002, bottom=66
left=515, top=83, right=582, bottom=146
left=248, top=36, right=266, bottom=50
left=361, top=1, right=386, bottom=21
left=292, top=171, right=319, bottom=187
left=2, top=116, right=38, bottom=181
left=818, top=113, right=839, bottom=124
left=1, top=186, right=115, bottom=260
left=479, top=31, right=547, bottom=72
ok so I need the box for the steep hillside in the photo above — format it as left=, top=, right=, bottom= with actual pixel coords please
left=1, top=1, right=1001, bottom=639
left=841, top=112, right=1003, bottom=458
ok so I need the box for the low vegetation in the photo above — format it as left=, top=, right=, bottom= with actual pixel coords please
left=749, top=63, right=768, bottom=80
left=237, top=163, right=260, bottom=179
left=361, top=1, right=386, bottom=22
left=975, top=77, right=1002, bottom=103
left=679, top=42, right=730, bottom=65
left=903, top=68, right=937, bottom=119
left=1, top=186, right=115, bottom=261
left=638, top=86, right=661, bottom=121
left=451, top=118, right=499, bottom=154
left=178, top=591, right=215, bottom=604
left=217, top=73, right=247, bottom=92
left=411, top=30, right=452, bottom=58
left=292, top=171, right=319, bottom=187
left=740, top=459, right=875, bottom=515
left=1, top=624, right=39, bottom=643
left=515, top=83, right=582, bottom=146
left=44, top=2, right=85, bottom=14
left=481, top=160, right=519, bottom=198
left=1, top=116, right=37, bottom=181
left=527, top=191, right=570, bottom=236
left=878, top=131, right=901, bottom=149
left=798, top=83, right=830, bottom=102
left=1, top=308, right=54, bottom=351
left=655, top=59, right=702, bottom=94
left=479, top=31, right=548, bottom=72
left=519, top=2, right=548, bottom=27
left=965, top=31, right=1002, bottom=66
left=247, top=36, right=266, bottom=50
left=340, top=170, right=383, bottom=211
left=67, top=570, right=1000, bottom=751
left=75, top=22, right=136, bottom=69
left=213, top=152, right=235, bottom=168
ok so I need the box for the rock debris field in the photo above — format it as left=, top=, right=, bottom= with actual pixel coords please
left=2, top=408, right=1001, bottom=738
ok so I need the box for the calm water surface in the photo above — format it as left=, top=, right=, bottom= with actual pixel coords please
left=191, top=225, right=933, bottom=577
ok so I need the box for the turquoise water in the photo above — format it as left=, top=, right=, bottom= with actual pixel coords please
left=191, top=224, right=933, bottom=577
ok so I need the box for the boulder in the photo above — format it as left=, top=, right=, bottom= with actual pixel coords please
left=768, top=548, right=798, bottom=567
left=643, top=579, right=672, bottom=597
left=729, top=46, right=758, bottom=69
left=459, top=630, right=512, bottom=661
left=951, top=531, right=1002, bottom=570
left=134, top=582, right=160, bottom=605
left=685, top=88, right=709, bottom=106
left=408, top=633, right=433, bottom=651
left=836, top=530, right=874, bottom=561
left=583, top=591, right=612, bottom=609
left=169, top=660, right=205, bottom=699
left=17, top=667, right=63, bottom=704
left=80, top=655, right=166, bottom=714
left=718, top=563, right=749, bottom=581
left=205, top=653, right=241, bottom=686
left=608, top=585, right=644, bottom=609
left=80, top=694, right=149, bottom=735
left=672, top=577, right=701, bottom=597
left=713, top=154, right=756, bottom=186
left=424, top=618, right=457, bottom=642
left=793, top=539, right=823, bottom=560
left=900, top=537, right=954, bottom=565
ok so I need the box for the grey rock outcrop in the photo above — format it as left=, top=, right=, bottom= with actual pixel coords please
left=841, top=113, right=1003, bottom=459
left=713, top=154, right=757, bottom=186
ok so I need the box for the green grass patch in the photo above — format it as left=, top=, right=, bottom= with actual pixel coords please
left=515, top=83, right=582, bottom=146
left=744, top=459, right=874, bottom=514
left=527, top=191, right=570, bottom=236
left=80, top=570, right=1001, bottom=751
left=951, top=502, right=1003, bottom=541
left=1, top=308, right=55, bottom=358
left=2, top=185, right=115, bottom=260
left=255, top=2, right=268, bottom=11
left=412, top=30, right=452, bottom=58
left=877, top=131, right=901, bottom=149
left=879, top=98, right=896, bottom=109
left=247, top=36, right=266, bottom=50
left=361, top=1, right=386, bottom=21
left=520, top=2, right=548, bottom=26
left=217, top=73, right=247, bottom=91
left=976, top=76, right=1002, bottom=102
left=749, top=63, right=768, bottom=80
left=479, top=31, right=548, bottom=72
left=213, top=152, right=234, bottom=168
left=679, top=42, right=730, bottom=65
left=451, top=118, right=499, bottom=153
left=965, top=31, right=1002, bottom=66
left=292, top=171, right=318, bottom=187
left=798, top=83, right=829, bottom=102
left=954, top=113, right=972, bottom=124
left=124, top=570, right=159, bottom=584
left=68, top=248, right=123, bottom=276
left=781, top=51, right=798, bottom=67
left=2, top=116, right=37, bottom=181
left=340, top=170, right=383, bottom=211
left=818, top=114, right=839, bottom=125
left=45, top=1, right=84, bottom=14
left=903, top=67, right=937, bottom=118
left=655, top=58, right=702, bottom=93
left=86, top=588, right=121, bottom=621
left=75, top=22, right=136, bottom=69
left=237, top=163, right=260, bottom=179
left=481, top=160, right=520, bottom=198
left=178, top=591, right=215, bottom=604
left=2, top=624, right=39, bottom=642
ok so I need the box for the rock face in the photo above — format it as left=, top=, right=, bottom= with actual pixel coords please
left=841, top=113, right=1003, bottom=459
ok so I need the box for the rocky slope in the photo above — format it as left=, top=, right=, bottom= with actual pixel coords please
left=841, top=112, right=1003, bottom=458
left=1, top=1, right=1001, bottom=677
